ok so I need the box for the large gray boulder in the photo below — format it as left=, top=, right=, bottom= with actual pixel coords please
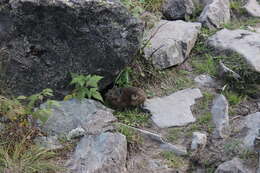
left=207, top=29, right=260, bottom=73
left=144, top=20, right=201, bottom=69
left=199, top=0, right=230, bottom=29
left=144, top=88, right=203, bottom=128
left=244, top=0, right=260, bottom=17
left=67, top=132, right=127, bottom=173
left=39, top=99, right=116, bottom=137
left=0, top=0, right=143, bottom=97
left=162, top=0, right=195, bottom=20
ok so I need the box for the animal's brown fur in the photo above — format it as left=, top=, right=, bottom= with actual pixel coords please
left=105, top=87, right=146, bottom=109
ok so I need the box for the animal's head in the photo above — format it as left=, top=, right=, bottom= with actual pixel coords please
left=106, top=88, right=122, bottom=102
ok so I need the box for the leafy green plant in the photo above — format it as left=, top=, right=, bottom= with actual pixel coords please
left=115, top=67, right=133, bottom=88
left=0, top=89, right=58, bottom=124
left=0, top=137, right=63, bottom=173
left=65, top=73, right=103, bottom=102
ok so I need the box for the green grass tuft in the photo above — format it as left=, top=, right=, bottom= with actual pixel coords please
left=0, top=141, right=63, bottom=173
left=114, top=108, right=150, bottom=127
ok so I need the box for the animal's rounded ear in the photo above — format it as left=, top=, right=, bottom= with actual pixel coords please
left=131, top=94, right=138, bottom=100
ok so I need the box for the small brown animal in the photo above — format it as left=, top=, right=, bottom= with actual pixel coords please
left=105, top=87, right=146, bottom=109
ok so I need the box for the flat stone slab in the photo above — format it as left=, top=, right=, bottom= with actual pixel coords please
left=207, top=29, right=260, bottom=72
left=144, top=20, right=201, bottom=69
left=144, top=88, right=203, bottom=128
left=244, top=0, right=260, bottom=17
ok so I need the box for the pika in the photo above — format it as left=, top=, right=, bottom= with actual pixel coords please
left=105, top=87, right=146, bottom=109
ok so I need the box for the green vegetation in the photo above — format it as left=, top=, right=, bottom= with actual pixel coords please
left=117, top=125, right=143, bottom=151
left=114, top=108, right=150, bottom=127
left=223, top=90, right=245, bottom=106
left=192, top=54, right=217, bottom=76
left=142, top=0, right=163, bottom=12
left=185, top=92, right=214, bottom=136
left=167, top=128, right=182, bottom=142
left=120, top=0, right=163, bottom=16
left=189, top=3, right=204, bottom=22
left=191, top=29, right=260, bottom=97
left=230, top=0, right=247, bottom=16
left=195, top=92, right=214, bottom=112
left=120, top=0, right=144, bottom=17
left=223, top=18, right=260, bottom=30
left=115, top=67, right=133, bottom=88
left=160, top=151, right=186, bottom=169
left=0, top=89, right=58, bottom=124
left=216, top=53, right=260, bottom=96
left=64, top=73, right=104, bottom=102
left=186, top=112, right=214, bottom=136
left=0, top=139, right=62, bottom=173
left=223, top=139, right=242, bottom=154
left=191, top=30, right=218, bottom=77
left=0, top=90, right=63, bottom=172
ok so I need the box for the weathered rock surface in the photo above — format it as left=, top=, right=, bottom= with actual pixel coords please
left=0, top=0, right=143, bottom=97
left=194, top=74, right=217, bottom=88
left=40, top=99, right=116, bottom=137
left=144, top=20, right=201, bottom=69
left=144, top=88, right=203, bottom=128
left=211, top=94, right=229, bottom=138
left=215, top=158, right=253, bottom=173
left=160, top=143, right=188, bottom=156
left=244, top=0, right=260, bottom=17
left=243, top=112, right=260, bottom=150
left=199, top=0, right=230, bottom=29
left=191, top=132, right=207, bottom=150
left=248, top=23, right=260, bottom=33
left=67, top=127, right=85, bottom=140
left=67, top=132, right=127, bottom=173
left=207, top=29, right=260, bottom=73
left=162, top=0, right=195, bottom=20
left=34, top=136, right=63, bottom=150
left=127, top=155, right=175, bottom=173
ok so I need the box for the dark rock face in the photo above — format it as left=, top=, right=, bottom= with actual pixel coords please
left=0, top=0, right=143, bottom=97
